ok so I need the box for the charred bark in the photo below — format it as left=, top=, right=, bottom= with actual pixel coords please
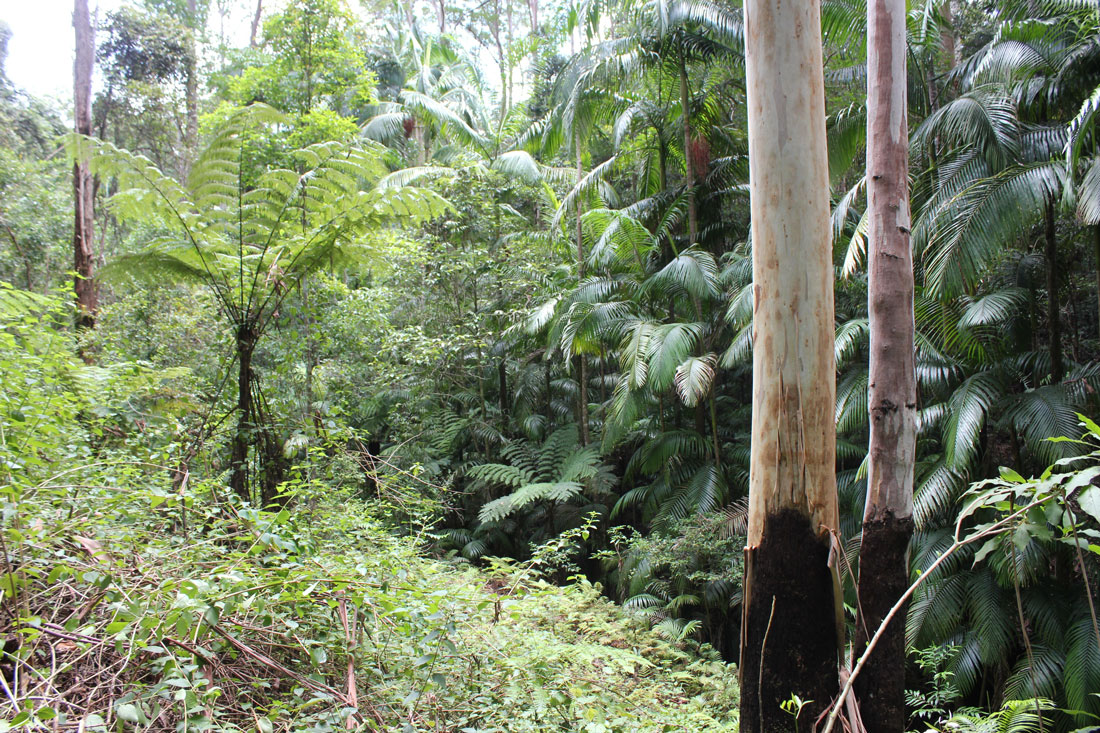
left=853, top=513, right=913, bottom=732
left=740, top=509, right=840, bottom=731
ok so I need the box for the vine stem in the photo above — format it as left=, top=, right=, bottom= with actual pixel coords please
left=821, top=495, right=1044, bottom=733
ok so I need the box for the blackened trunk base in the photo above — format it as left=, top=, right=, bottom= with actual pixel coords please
left=739, top=508, right=839, bottom=732
left=853, top=513, right=913, bottom=733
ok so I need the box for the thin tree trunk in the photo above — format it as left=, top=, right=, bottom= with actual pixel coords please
left=528, top=0, right=538, bottom=33
left=854, top=0, right=915, bottom=726
left=303, top=276, right=316, bottom=428
left=230, top=327, right=257, bottom=503
left=437, top=0, right=446, bottom=33
left=1094, top=225, right=1100, bottom=338
left=73, top=0, right=97, bottom=334
left=740, top=0, right=841, bottom=725
left=183, top=0, right=199, bottom=178
left=250, top=0, right=263, bottom=47
left=575, top=125, right=590, bottom=446
left=679, top=48, right=697, bottom=246
left=1046, top=200, right=1064, bottom=383
left=940, top=0, right=956, bottom=71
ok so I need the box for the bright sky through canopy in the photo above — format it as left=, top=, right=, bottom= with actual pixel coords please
left=2, top=0, right=123, bottom=100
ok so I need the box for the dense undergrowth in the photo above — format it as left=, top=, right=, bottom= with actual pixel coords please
left=6, top=475, right=739, bottom=731
left=0, top=287, right=740, bottom=731
left=0, top=279, right=1096, bottom=733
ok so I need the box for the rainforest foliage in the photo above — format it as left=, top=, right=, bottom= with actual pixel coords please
left=0, top=0, right=1099, bottom=729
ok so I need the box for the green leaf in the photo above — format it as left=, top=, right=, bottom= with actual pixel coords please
left=1078, top=486, right=1100, bottom=525
left=972, top=538, right=999, bottom=566
left=116, top=703, right=141, bottom=723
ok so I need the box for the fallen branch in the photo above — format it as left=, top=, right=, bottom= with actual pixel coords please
left=209, top=624, right=347, bottom=703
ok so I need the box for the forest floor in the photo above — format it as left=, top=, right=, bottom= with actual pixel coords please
left=6, top=474, right=739, bottom=732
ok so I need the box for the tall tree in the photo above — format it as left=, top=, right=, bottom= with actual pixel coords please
left=852, top=0, right=915, bottom=725
left=183, top=0, right=200, bottom=173
left=73, top=106, right=449, bottom=503
left=72, top=0, right=97, bottom=332
left=739, top=0, right=841, bottom=727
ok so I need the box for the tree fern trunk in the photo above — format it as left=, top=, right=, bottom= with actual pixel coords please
left=740, top=0, right=841, bottom=726
left=854, top=0, right=916, bottom=728
left=230, top=327, right=257, bottom=503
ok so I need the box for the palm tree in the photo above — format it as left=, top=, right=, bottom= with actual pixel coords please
left=70, top=104, right=448, bottom=503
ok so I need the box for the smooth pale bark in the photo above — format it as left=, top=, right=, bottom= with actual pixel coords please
left=854, top=0, right=916, bottom=726
left=740, top=0, right=841, bottom=726
left=73, top=0, right=97, bottom=332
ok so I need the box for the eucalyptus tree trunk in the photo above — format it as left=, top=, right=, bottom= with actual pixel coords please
left=739, top=0, right=841, bottom=727
left=73, top=0, right=97, bottom=333
left=853, top=0, right=916, bottom=726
